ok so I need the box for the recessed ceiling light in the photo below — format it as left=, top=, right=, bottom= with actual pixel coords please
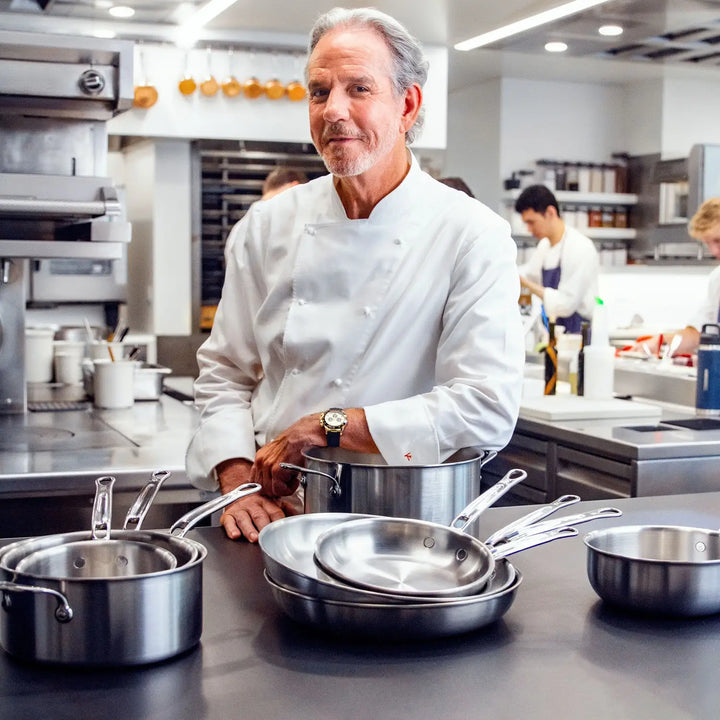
left=545, top=41, right=568, bottom=53
left=598, top=24, right=624, bottom=37
left=92, top=29, right=117, bottom=38
left=455, top=0, right=613, bottom=51
left=109, top=5, right=135, bottom=18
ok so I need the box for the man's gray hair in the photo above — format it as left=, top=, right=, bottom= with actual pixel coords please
left=306, top=7, right=429, bottom=144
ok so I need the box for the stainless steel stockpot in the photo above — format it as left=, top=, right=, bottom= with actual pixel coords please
left=281, top=447, right=497, bottom=525
left=0, top=482, right=261, bottom=665
left=584, top=525, right=720, bottom=617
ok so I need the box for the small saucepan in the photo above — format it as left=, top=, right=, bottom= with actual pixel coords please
left=585, top=525, right=720, bottom=617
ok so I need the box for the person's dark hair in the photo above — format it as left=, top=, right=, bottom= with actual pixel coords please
left=514, top=184, right=560, bottom=215
left=262, top=167, right=308, bottom=195
left=307, top=7, right=429, bottom=144
left=438, top=177, right=475, bottom=198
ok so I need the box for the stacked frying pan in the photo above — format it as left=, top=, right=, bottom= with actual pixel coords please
left=260, top=469, right=622, bottom=639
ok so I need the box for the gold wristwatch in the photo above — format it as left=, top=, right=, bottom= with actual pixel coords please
left=320, top=407, right=348, bottom=447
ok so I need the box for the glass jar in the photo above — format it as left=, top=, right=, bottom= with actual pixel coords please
left=588, top=206, right=603, bottom=227
left=590, top=164, right=604, bottom=193
left=566, top=163, right=579, bottom=191
left=602, top=208, right=615, bottom=228
left=613, top=206, right=628, bottom=228
left=603, top=165, right=617, bottom=194
left=578, top=164, right=591, bottom=193
left=563, top=204, right=577, bottom=227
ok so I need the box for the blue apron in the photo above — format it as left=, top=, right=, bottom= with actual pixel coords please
left=541, top=264, right=585, bottom=334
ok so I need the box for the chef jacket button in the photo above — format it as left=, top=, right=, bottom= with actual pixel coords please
left=292, top=368, right=301, bottom=376
left=297, top=298, right=306, bottom=306
left=362, top=306, right=372, bottom=317
left=305, top=226, right=316, bottom=236
left=332, top=378, right=343, bottom=387
left=394, top=238, right=402, bottom=245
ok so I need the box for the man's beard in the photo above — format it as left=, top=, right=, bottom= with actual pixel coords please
left=318, top=122, right=398, bottom=177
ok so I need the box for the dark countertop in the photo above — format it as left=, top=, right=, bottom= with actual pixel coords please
left=2, top=492, right=720, bottom=720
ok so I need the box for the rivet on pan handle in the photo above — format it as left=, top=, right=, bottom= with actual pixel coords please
left=450, top=468, right=527, bottom=532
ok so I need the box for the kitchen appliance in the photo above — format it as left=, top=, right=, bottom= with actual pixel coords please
left=0, top=30, right=133, bottom=413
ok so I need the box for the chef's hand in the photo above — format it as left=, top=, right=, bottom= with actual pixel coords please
left=250, top=413, right=324, bottom=496
left=215, top=457, right=288, bottom=542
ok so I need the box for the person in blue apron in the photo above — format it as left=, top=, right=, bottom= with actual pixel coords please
left=515, top=184, right=599, bottom=334
left=633, top=198, right=720, bottom=357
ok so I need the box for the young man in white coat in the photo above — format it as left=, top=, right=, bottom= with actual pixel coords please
left=186, top=7, right=525, bottom=541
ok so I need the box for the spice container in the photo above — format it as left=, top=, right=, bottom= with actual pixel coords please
left=603, top=164, right=617, bottom=194
left=578, top=163, right=591, bottom=193
left=590, top=164, right=604, bottom=193
left=613, top=206, right=628, bottom=228
left=588, top=206, right=603, bottom=228
left=566, top=163, right=579, bottom=191
left=563, top=204, right=577, bottom=227
left=602, top=208, right=614, bottom=228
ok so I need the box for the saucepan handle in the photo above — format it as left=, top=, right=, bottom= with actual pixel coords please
left=91, top=475, right=115, bottom=541
left=0, top=581, right=73, bottom=623
left=169, top=482, right=262, bottom=537
left=491, top=526, right=579, bottom=559
left=498, top=507, right=623, bottom=542
left=123, top=469, right=171, bottom=531
left=279, top=462, right=342, bottom=497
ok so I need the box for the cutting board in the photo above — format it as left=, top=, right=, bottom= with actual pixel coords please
left=519, top=395, right=663, bottom=421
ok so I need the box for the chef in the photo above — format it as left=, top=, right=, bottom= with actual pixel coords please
left=185, top=7, right=525, bottom=542
left=515, top=184, right=599, bottom=333
left=632, top=197, right=720, bottom=356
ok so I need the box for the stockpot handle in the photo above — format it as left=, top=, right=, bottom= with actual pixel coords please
left=169, top=482, right=262, bottom=537
left=479, top=450, right=498, bottom=468
left=0, top=581, right=73, bottom=623
left=123, top=469, right=171, bottom=531
left=485, top=494, right=581, bottom=546
left=279, top=463, right=342, bottom=497
left=91, top=475, right=115, bottom=541
left=451, top=468, right=528, bottom=532
left=496, top=507, right=623, bottom=542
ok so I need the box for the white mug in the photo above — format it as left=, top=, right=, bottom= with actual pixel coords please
left=93, top=359, right=135, bottom=409
left=25, top=327, right=55, bottom=383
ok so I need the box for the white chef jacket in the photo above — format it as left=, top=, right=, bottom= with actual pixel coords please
left=521, top=226, right=599, bottom=322
left=691, top=264, right=720, bottom=330
left=186, top=154, right=525, bottom=490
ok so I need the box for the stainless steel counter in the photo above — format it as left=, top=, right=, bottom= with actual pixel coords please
left=2, top=492, right=720, bottom=720
left=0, top=392, right=203, bottom=536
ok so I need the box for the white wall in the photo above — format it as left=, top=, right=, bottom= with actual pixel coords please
left=445, top=79, right=501, bottom=207
left=109, top=43, right=449, bottom=149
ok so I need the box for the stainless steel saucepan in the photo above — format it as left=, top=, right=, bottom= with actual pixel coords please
left=0, top=481, right=261, bottom=665
left=585, top=524, right=720, bottom=617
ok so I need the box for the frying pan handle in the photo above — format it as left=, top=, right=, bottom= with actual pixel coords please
left=485, top=494, right=581, bottom=546
left=91, top=475, right=116, bottom=541
left=491, top=526, right=579, bottom=559
left=169, top=482, right=262, bottom=537
left=279, top=463, right=342, bottom=497
left=498, top=507, right=623, bottom=542
left=0, top=581, right=73, bottom=623
left=123, top=469, right=171, bottom=531
left=451, top=468, right=527, bottom=532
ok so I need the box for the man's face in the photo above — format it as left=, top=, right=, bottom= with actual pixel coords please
left=520, top=208, right=553, bottom=240
left=699, top=222, right=720, bottom=260
left=306, top=27, right=407, bottom=177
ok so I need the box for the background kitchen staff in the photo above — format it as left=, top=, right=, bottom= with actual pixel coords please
left=186, top=7, right=525, bottom=542
left=631, top=197, right=720, bottom=357
left=516, top=184, right=599, bottom=334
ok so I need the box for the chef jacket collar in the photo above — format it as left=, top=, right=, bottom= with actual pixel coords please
left=327, top=150, right=421, bottom=224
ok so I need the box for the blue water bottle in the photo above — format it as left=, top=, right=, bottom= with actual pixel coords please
left=695, top=323, right=720, bottom=416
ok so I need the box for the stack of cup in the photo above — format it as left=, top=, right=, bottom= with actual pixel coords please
left=24, top=327, right=55, bottom=383
left=53, top=340, right=86, bottom=385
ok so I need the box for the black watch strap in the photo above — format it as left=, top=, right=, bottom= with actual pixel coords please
left=326, top=429, right=341, bottom=447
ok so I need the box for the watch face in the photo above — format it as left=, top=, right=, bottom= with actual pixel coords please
left=324, top=409, right=346, bottom=429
